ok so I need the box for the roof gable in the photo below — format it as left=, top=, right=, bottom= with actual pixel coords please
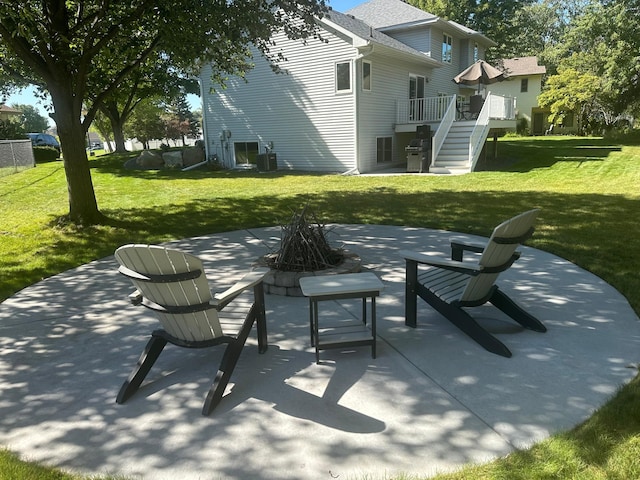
left=500, top=57, right=546, bottom=76
left=321, top=9, right=440, bottom=66
left=346, top=0, right=495, bottom=46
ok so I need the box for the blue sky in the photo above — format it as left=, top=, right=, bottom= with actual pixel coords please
left=3, top=0, right=365, bottom=127
left=328, top=0, right=362, bottom=11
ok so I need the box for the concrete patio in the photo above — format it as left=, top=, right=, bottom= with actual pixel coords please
left=1, top=224, right=638, bottom=480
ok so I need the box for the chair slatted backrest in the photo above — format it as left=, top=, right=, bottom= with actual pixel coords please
left=460, top=209, right=539, bottom=304
left=115, top=244, right=224, bottom=342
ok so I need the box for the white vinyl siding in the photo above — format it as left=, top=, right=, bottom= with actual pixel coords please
left=200, top=29, right=357, bottom=172
left=429, top=28, right=465, bottom=95
left=388, top=28, right=432, bottom=56
left=356, top=52, right=434, bottom=172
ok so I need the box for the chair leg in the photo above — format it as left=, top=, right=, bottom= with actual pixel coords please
left=405, top=259, right=418, bottom=328
left=202, top=341, right=244, bottom=415
left=116, top=334, right=168, bottom=404
left=421, top=288, right=513, bottom=358
left=202, top=313, right=256, bottom=415
left=490, top=288, right=547, bottom=332
left=253, top=283, right=268, bottom=354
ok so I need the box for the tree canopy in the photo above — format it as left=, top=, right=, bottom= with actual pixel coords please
left=11, top=103, right=49, bottom=133
left=0, top=0, right=327, bottom=224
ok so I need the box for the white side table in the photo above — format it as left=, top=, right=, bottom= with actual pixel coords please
left=299, top=272, right=384, bottom=364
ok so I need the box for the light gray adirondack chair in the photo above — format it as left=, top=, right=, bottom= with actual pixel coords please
left=401, top=209, right=546, bottom=357
left=114, top=244, right=268, bottom=415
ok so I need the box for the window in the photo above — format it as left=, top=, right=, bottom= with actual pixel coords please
left=234, top=142, right=259, bottom=165
left=362, top=61, right=372, bottom=91
left=442, top=34, right=452, bottom=63
left=377, top=137, right=392, bottom=163
left=473, top=43, right=479, bottom=62
left=336, top=61, right=351, bottom=92
left=520, top=78, right=528, bottom=93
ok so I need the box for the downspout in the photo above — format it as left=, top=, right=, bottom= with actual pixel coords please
left=349, top=43, right=374, bottom=175
left=198, top=76, right=210, bottom=162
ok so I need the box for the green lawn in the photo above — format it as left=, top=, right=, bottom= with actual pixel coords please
left=1, top=136, right=639, bottom=479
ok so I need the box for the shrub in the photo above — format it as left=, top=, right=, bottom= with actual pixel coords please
left=516, top=117, right=529, bottom=135
left=33, top=146, right=59, bottom=162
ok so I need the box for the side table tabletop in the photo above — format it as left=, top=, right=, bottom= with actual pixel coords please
left=299, top=272, right=384, bottom=363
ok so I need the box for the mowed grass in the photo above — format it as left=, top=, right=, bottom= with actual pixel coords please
left=0, top=135, right=639, bottom=479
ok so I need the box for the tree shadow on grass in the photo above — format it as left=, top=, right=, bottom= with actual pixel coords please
left=22, top=186, right=640, bottom=318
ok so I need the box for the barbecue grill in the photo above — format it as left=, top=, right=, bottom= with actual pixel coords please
left=405, top=125, right=432, bottom=173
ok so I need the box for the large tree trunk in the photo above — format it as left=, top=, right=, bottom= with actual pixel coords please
left=52, top=89, right=104, bottom=225
left=103, top=102, right=128, bottom=152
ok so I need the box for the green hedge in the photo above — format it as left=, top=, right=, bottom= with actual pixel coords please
left=33, top=146, right=60, bottom=162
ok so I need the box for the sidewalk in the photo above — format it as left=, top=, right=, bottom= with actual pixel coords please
left=1, top=225, right=638, bottom=480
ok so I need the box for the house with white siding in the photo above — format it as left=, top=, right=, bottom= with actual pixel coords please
left=487, top=57, right=549, bottom=135
left=199, top=0, right=516, bottom=174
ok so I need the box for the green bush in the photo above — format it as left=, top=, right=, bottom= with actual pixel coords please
left=516, top=116, right=529, bottom=135
left=33, top=146, right=60, bottom=162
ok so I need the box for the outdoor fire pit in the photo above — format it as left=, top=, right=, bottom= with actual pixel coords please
left=256, top=206, right=361, bottom=296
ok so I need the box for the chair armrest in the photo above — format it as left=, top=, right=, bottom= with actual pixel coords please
left=213, top=268, right=269, bottom=309
left=449, top=237, right=486, bottom=261
left=400, top=250, right=483, bottom=275
left=128, top=290, right=143, bottom=306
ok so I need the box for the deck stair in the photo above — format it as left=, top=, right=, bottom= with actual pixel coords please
left=430, top=121, right=474, bottom=174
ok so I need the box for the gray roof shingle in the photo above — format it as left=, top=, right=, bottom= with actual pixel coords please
left=322, top=8, right=439, bottom=65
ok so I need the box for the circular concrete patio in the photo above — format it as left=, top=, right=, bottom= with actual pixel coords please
left=0, top=225, right=638, bottom=479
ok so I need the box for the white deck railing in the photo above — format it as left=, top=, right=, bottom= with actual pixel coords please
left=396, top=96, right=453, bottom=124
left=397, top=94, right=515, bottom=124
left=468, top=93, right=492, bottom=171
left=430, top=95, right=456, bottom=168
left=487, top=94, right=516, bottom=120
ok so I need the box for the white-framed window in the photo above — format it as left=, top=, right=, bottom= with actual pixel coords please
left=376, top=137, right=392, bottom=163
left=520, top=78, right=529, bottom=93
left=362, top=60, right=372, bottom=91
left=442, top=34, right=452, bottom=63
left=336, top=61, right=352, bottom=92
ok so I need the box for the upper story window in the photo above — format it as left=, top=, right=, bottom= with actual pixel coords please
left=473, top=43, right=479, bottom=62
left=442, top=34, right=452, bottom=63
left=336, top=61, right=352, bottom=92
left=362, top=61, right=372, bottom=91
left=521, top=78, right=529, bottom=93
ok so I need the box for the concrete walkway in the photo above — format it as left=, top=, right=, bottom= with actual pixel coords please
left=1, top=225, right=638, bottom=480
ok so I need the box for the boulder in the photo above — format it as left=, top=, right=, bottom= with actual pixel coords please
left=182, top=146, right=205, bottom=167
left=162, top=150, right=183, bottom=169
left=126, top=150, right=164, bottom=169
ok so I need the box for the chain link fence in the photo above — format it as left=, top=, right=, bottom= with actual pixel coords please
left=0, top=139, right=36, bottom=177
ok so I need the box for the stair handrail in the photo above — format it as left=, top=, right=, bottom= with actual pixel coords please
left=431, top=94, right=456, bottom=169
left=468, top=93, right=492, bottom=172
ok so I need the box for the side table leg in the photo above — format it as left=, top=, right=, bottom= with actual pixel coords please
left=371, top=296, right=377, bottom=359
left=362, top=297, right=367, bottom=325
left=309, top=298, right=314, bottom=347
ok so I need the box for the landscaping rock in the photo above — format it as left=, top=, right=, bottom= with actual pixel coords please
left=182, top=147, right=205, bottom=167
left=162, top=151, right=183, bottom=169
left=125, top=150, right=164, bottom=169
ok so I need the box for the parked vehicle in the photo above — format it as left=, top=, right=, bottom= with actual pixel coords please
left=27, top=133, right=61, bottom=154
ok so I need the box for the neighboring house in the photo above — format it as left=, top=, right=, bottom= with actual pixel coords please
left=199, top=0, right=516, bottom=174
left=487, top=57, right=550, bottom=135
left=0, top=104, right=22, bottom=122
